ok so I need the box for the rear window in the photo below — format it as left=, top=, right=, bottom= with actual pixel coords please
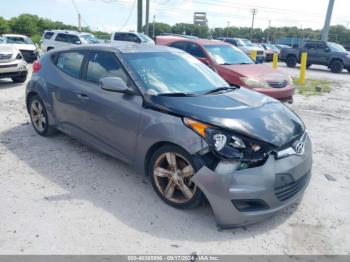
left=56, top=52, right=85, bottom=78
left=44, top=32, right=54, bottom=39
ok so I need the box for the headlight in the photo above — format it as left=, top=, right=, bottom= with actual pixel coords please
left=288, top=75, right=293, bottom=84
left=240, top=77, right=270, bottom=88
left=183, top=118, right=272, bottom=161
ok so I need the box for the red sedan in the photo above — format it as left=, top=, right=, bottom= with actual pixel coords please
left=156, top=36, right=294, bottom=103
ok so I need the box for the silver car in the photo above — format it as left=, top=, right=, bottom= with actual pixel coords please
left=26, top=43, right=312, bottom=228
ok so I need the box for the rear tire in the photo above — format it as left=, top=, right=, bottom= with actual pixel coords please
left=329, top=60, right=344, bottom=73
left=12, top=75, right=27, bottom=83
left=148, top=145, right=204, bottom=209
left=28, top=95, right=57, bottom=136
left=286, top=56, right=297, bottom=68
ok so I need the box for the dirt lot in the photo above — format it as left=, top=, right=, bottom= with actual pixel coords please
left=0, top=64, right=349, bottom=255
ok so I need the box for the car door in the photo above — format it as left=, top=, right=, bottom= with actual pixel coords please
left=78, top=51, right=143, bottom=162
left=314, top=43, right=330, bottom=65
left=51, top=51, right=91, bottom=139
left=304, top=43, right=318, bottom=64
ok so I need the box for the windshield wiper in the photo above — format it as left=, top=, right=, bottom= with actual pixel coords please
left=158, top=92, right=198, bottom=97
left=204, top=86, right=239, bottom=95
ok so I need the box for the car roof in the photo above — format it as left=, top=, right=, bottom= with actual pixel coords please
left=3, top=34, right=29, bottom=38
left=156, top=35, right=229, bottom=46
left=44, top=30, right=90, bottom=35
left=51, top=42, right=178, bottom=54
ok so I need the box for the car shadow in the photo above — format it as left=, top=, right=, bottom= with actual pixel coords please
left=1, top=123, right=301, bottom=241
left=0, top=79, right=24, bottom=89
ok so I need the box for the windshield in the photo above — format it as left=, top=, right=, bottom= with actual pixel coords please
left=238, top=39, right=253, bottom=46
left=80, top=34, right=99, bottom=44
left=328, top=42, right=347, bottom=52
left=138, top=33, right=154, bottom=43
left=5, top=36, right=33, bottom=44
left=204, top=45, right=253, bottom=65
left=123, top=52, right=229, bottom=95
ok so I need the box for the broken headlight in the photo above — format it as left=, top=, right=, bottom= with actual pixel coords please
left=184, top=117, right=274, bottom=161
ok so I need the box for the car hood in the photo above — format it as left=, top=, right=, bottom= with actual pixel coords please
left=0, top=44, right=18, bottom=54
left=145, top=88, right=304, bottom=147
left=220, top=64, right=289, bottom=82
left=10, top=44, right=36, bottom=51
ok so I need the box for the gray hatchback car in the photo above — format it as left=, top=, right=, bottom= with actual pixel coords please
left=26, top=43, right=312, bottom=228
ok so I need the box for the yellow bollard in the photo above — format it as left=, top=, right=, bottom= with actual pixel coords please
left=250, top=50, right=257, bottom=62
left=272, top=53, right=278, bottom=69
left=299, top=52, right=308, bottom=84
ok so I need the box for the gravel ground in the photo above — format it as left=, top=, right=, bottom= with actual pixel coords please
left=0, top=64, right=349, bottom=255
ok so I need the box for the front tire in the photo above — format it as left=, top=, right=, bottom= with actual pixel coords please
left=329, top=60, right=344, bottom=73
left=286, top=56, right=297, bottom=68
left=148, top=145, right=204, bottom=209
left=28, top=95, right=57, bottom=136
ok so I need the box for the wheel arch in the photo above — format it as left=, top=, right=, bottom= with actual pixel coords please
left=328, top=57, right=343, bottom=67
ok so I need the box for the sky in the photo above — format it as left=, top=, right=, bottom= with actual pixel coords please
left=1, top=0, right=350, bottom=33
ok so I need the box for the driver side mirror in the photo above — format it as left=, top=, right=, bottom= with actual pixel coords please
left=325, top=47, right=331, bottom=52
left=75, top=40, right=81, bottom=45
left=100, top=77, right=129, bottom=93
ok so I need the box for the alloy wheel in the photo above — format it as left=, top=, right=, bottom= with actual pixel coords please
left=153, top=152, right=197, bottom=204
left=30, top=100, right=46, bottom=133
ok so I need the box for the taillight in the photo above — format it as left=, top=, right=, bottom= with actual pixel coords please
left=32, top=60, right=41, bottom=73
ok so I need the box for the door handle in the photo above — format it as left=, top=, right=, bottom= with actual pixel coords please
left=76, top=93, right=89, bottom=101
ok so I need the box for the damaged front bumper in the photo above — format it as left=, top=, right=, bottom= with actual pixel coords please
left=192, top=133, right=312, bottom=228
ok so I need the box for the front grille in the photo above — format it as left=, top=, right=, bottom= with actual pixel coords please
left=0, top=63, right=17, bottom=68
left=274, top=173, right=310, bottom=201
left=267, top=80, right=288, bottom=88
left=0, top=54, right=12, bottom=62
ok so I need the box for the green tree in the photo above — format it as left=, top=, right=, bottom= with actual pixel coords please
left=9, top=14, right=40, bottom=35
left=0, top=16, right=10, bottom=34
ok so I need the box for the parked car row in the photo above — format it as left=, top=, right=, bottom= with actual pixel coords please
left=26, top=42, right=312, bottom=228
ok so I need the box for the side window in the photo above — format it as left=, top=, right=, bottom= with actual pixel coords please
left=55, top=33, right=68, bottom=42
left=67, top=34, right=80, bottom=44
left=186, top=43, right=206, bottom=58
left=86, top=51, right=129, bottom=85
left=127, top=34, right=141, bottom=43
left=114, top=33, right=125, bottom=41
left=44, top=32, right=54, bottom=39
left=56, top=52, right=85, bottom=78
left=170, top=41, right=188, bottom=51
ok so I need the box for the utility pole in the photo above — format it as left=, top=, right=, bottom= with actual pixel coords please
left=226, top=21, right=230, bottom=37
left=267, top=20, right=271, bottom=43
left=250, top=8, right=257, bottom=41
left=145, top=0, right=150, bottom=35
left=152, top=15, right=156, bottom=39
left=321, top=0, right=335, bottom=41
left=78, top=13, right=81, bottom=32
left=137, top=0, right=143, bottom=33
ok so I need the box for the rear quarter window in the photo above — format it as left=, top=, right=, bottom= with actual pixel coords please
left=56, top=52, right=85, bottom=78
left=44, top=32, right=54, bottom=39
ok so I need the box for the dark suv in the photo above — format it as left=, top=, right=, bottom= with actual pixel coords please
left=280, top=41, right=350, bottom=73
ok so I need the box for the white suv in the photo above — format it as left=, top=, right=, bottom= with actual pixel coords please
left=0, top=44, right=28, bottom=83
left=1, top=34, right=39, bottom=63
left=41, top=30, right=99, bottom=53
left=111, top=32, right=154, bottom=45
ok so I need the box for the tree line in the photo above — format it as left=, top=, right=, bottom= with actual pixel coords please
left=1, top=14, right=350, bottom=48
left=0, top=14, right=110, bottom=44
